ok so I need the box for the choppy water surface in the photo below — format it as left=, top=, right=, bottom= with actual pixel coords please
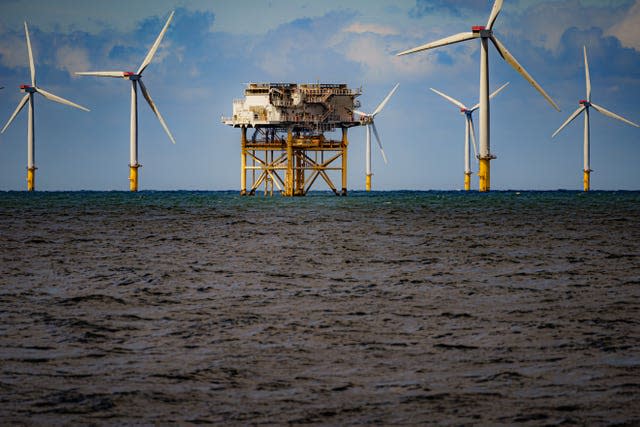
left=1, top=191, right=639, bottom=425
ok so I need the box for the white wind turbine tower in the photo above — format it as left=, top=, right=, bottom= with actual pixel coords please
left=353, top=83, right=399, bottom=191
left=397, top=0, right=560, bottom=191
left=552, top=46, right=639, bottom=191
left=76, top=11, right=176, bottom=192
left=1, top=22, right=89, bottom=191
left=430, top=82, right=509, bottom=191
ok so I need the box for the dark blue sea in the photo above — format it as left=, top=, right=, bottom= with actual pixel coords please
left=1, top=191, right=639, bottom=425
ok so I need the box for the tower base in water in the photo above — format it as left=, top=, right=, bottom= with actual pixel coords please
left=27, top=167, right=36, bottom=191
left=478, top=157, right=493, bottom=192
left=129, top=165, right=140, bottom=192
left=583, top=169, right=591, bottom=192
left=464, top=171, right=472, bottom=191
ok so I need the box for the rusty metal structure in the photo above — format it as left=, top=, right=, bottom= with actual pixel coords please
left=222, top=83, right=362, bottom=196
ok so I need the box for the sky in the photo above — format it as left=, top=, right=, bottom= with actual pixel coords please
left=0, top=0, right=639, bottom=191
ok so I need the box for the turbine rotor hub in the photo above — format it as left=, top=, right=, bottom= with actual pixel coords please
left=360, top=115, right=373, bottom=125
left=472, top=26, right=492, bottom=37
left=124, top=72, right=140, bottom=81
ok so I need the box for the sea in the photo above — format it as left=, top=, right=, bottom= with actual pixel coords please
left=0, top=190, right=639, bottom=425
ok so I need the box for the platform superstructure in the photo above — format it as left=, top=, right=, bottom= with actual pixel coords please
left=222, top=83, right=361, bottom=196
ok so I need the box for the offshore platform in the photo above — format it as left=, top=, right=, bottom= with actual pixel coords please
left=222, top=83, right=362, bottom=196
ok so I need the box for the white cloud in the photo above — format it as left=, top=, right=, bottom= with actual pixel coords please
left=340, top=35, right=432, bottom=82
left=333, top=30, right=477, bottom=83
left=0, top=33, right=27, bottom=69
left=504, top=0, right=632, bottom=52
left=257, top=37, right=298, bottom=77
left=343, top=22, right=399, bottom=36
left=607, top=0, right=640, bottom=50
left=55, top=45, right=91, bottom=76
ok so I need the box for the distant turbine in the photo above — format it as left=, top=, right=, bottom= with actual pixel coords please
left=430, top=82, right=509, bottom=191
left=397, top=0, right=559, bottom=192
left=76, top=11, right=176, bottom=192
left=353, top=83, right=399, bottom=191
left=552, top=46, right=639, bottom=191
left=1, top=22, right=89, bottom=191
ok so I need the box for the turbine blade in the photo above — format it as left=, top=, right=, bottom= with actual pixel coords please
left=583, top=46, right=591, bottom=102
left=371, top=122, right=388, bottom=164
left=1, top=94, right=29, bottom=133
left=372, top=83, right=399, bottom=116
left=591, top=103, right=640, bottom=128
left=490, top=35, right=560, bottom=111
left=430, top=87, right=467, bottom=110
left=468, top=115, right=479, bottom=159
left=486, top=0, right=504, bottom=30
left=489, top=81, right=510, bottom=100
left=396, top=32, right=478, bottom=56
left=470, top=82, right=509, bottom=111
left=137, top=11, right=174, bottom=75
left=24, top=22, right=36, bottom=86
left=138, top=78, right=176, bottom=144
left=36, top=87, right=90, bottom=112
left=75, top=71, right=127, bottom=78
left=552, top=106, right=585, bottom=138
left=353, top=110, right=369, bottom=117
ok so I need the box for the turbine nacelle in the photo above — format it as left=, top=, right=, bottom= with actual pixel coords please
left=20, top=84, right=36, bottom=93
left=123, top=72, right=140, bottom=80
left=359, top=114, right=373, bottom=125
left=579, top=100, right=590, bottom=106
left=472, top=26, right=492, bottom=37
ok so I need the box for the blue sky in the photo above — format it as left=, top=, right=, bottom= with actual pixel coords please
left=0, top=0, right=639, bottom=191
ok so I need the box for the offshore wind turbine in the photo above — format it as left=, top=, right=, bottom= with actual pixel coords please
left=76, top=11, right=176, bottom=192
left=1, top=22, right=89, bottom=191
left=430, top=82, right=509, bottom=190
left=552, top=46, right=639, bottom=191
left=353, top=83, right=399, bottom=191
left=397, top=0, right=560, bottom=191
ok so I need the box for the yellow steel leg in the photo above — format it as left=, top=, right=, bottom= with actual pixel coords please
left=365, top=174, right=371, bottom=192
left=27, top=167, right=35, bottom=191
left=240, top=127, right=247, bottom=195
left=478, top=159, right=490, bottom=192
left=341, top=128, right=348, bottom=196
left=583, top=169, right=590, bottom=192
left=285, top=128, right=293, bottom=196
left=129, top=165, right=139, bottom=192
left=295, top=150, right=305, bottom=196
left=464, top=172, right=471, bottom=191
